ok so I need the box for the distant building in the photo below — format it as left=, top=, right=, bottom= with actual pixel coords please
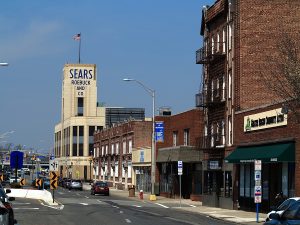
left=105, top=107, right=145, bottom=127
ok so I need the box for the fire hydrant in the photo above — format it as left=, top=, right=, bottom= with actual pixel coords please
left=139, top=190, right=143, bottom=200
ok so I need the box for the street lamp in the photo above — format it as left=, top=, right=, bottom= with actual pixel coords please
left=89, top=157, right=93, bottom=184
left=123, top=78, right=156, bottom=201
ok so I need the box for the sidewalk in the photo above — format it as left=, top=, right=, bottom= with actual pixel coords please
left=83, top=183, right=267, bottom=225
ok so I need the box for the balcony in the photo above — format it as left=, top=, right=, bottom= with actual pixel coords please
left=196, top=42, right=226, bottom=64
left=196, top=89, right=225, bottom=108
left=197, top=134, right=225, bottom=150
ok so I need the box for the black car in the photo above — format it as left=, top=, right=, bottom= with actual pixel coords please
left=0, top=184, right=16, bottom=225
left=264, top=200, right=300, bottom=225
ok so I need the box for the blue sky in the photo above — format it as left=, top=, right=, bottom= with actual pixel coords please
left=0, top=0, right=211, bottom=153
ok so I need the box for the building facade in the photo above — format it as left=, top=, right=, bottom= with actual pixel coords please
left=156, top=108, right=204, bottom=201
left=197, top=0, right=300, bottom=211
left=54, top=64, right=105, bottom=180
left=93, top=120, right=152, bottom=191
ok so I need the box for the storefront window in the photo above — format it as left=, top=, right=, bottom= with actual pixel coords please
left=288, top=163, right=295, bottom=197
left=240, top=165, right=245, bottom=197
left=204, top=171, right=213, bottom=194
left=224, top=171, right=232, bottom=197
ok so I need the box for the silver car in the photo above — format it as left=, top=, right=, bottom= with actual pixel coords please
left=69, top=180, right=83, bottom=191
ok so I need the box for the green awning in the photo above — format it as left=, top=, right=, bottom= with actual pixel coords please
left=225, top=142, right=295, bottom=163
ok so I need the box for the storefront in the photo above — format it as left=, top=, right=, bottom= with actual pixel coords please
left=225, top=141, right=295, bottom=212
left=157, top=146, right=203, bottom=200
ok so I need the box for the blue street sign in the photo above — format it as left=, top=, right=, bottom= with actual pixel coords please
left=10, top=151, right=24, bottom=169
left=155, top=121, right=164, bottom=142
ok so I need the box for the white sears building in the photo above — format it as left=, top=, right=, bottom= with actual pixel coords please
left=54, top=64, right=105, bottom=180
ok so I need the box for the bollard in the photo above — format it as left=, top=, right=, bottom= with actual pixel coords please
left=139, top=190, right=143, bottom=200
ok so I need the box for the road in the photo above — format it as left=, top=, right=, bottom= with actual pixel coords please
left=13, top=188, right=235, bottom=225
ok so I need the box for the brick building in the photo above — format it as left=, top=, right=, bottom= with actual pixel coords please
left=93, top=120, right=152, bottom=191
left=156, top=108, right=204, bottom=201
left=196, top=0, right=300, bottom=211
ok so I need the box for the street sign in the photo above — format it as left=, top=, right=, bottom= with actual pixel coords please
left=255, top=171, right=261, bottom=181
left=50, top=180, right=58, bottom=190
left=50, top=171, right=58, bottom=180
left=178, top=161, right=183, bottom=175
left=35, top=179, right=42, bottom=187
left=50, top=171, right=58, bottom=190
left=255, top=196, right=262, bottom=203
left=255, top=160, right=262, bottom=171
left=10, top=151, right=24, bottom=169
left=20, top=178, right=25, bottom=186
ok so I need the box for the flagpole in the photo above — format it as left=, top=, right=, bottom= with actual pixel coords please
left=79, top=33, right=81, bottom=64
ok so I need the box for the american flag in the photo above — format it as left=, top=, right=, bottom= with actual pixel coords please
left=73, top=33, right=81, bottom=41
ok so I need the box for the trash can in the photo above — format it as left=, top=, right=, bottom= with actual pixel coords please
left=128, top=185, right=135, bottom=197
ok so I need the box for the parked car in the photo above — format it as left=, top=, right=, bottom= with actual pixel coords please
left=9, top=177, right=20, bottom=184
left=69, top=180, right=82, bottom=191
left=266, top=197, right=300, bottom=221
left=63, top=179, right=71, bottom=189
left=264, top=199, right=300, bottom=224
left=91, top=181, right=109, bottom=196
left=0, top=184, right=16, bottom=225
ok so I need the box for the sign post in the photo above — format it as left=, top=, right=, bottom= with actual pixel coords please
left=254, top=160, right=262, bottom=223
left=50, top=171, right=58, bottom=203
left=178, top=160, right=183, bottom=208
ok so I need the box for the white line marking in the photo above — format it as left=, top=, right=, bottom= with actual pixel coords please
left=155, top=203, right=169, bottom=208
left=14, top=208, right=39, bottom=210
left=112, top=205, right=119, bottom=209
left=97, top=200, right=102, bottom=203
left=189, top=204, right=197, bottom=208
left=132, top=205, right=141, bottom=208
left=125, top=219, right=131, bottom=223
left=84, top=196, right=89, bottom=199
left=120, top=210, right=124, bottom=214
left=80, top=203, right=88, bottom=206
left=13, top=203, right=31, bottom=205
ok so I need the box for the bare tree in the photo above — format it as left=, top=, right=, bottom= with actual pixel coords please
left=261, top=33, right=300, bottom=122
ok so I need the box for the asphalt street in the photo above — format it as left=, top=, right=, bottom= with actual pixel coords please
left=13, top=187, right=236, bottom=225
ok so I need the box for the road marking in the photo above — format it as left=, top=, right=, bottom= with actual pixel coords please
left=14, top=208, right=39, bottom=210
left=120, top=210, right=124, bottom=214
left=13, top=202, right=31, bottom=205
left=125, top=219, right=131, bottom=223
left=155, top=203, right=169, bottom=208
left=189, top=204, right=196, bottom=208
left=84, top=196, right=89, bottom=199
left=132, top=205, right=141, bottom=208
left=97, top=200, right=102, bottom=203
left=112, top=205, right=119, bottom=209
left=80, top=203, right=89, bottom=206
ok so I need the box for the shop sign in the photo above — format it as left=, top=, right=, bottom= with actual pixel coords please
left=244, top=108, right=287, bottom=132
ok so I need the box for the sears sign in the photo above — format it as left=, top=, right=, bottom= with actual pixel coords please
left=67, top=66, right=95, bottom=96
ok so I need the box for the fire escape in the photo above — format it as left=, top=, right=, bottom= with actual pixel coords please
left=196, top=41, right=226, bottom=161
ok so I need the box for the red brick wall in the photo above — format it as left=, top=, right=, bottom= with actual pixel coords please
left=237, top=0, right=300, bottom=110
left=156, top=108, right=204, bottom=149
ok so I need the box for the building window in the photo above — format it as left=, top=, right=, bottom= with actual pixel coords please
left=211, top=37, right=215, bottom=54
left=101, top=146, right=104, bottom=156
left=211, top=80, right=214, bottom=101
left=89, top=126, right=95, bottom=155
left=222, top=27, right=226, bottom=53
left=79, top=126, right=84, bottom=156
left=105, top=145, right=108, bottom=155
left=116, top=143, right=119, bottom=155
left=184, top=129, right=190, bottom=146
left=77, top=97, right=84, bottom=116
left=228, top=23, right=232, bottom=50
left=228, top=117, right=232, bottom=146
left=217, top=33, right=220, bottom=52
left=211, top=124, right=214, bottom=147
left=72, top=126, right=77, bottom=156
left=123, top=141, right=126, bottom=154
left=111, top=143, right=114, bottom=155
left=221, top=120, right=225, bottom=145
left=173, top=131, right=178, bottom=146
left=228, top=71, right=232, bottom=99
left=222, top=75, right=225, bottom=101
left=128, top=140, right=132, bottom=153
